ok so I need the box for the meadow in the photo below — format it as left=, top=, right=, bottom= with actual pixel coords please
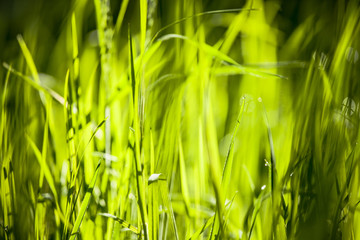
left=1, top=0, right=360, bottom=239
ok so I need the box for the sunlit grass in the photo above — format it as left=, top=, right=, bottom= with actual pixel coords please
left=1, top=0, right=360, bottom=239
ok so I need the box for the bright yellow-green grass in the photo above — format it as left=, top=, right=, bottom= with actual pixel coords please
left=1, top=0, right=360, bottom=239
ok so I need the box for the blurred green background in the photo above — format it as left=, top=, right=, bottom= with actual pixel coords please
left=1, top=0, right=360, bottom=239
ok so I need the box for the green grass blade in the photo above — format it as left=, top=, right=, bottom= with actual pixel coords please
left=149, top=8, right=258, bottom=46
left=212, top=65, right=287, bottom=79
left=188, top=215, right=215, bottom=240
left=148, top=130, right=159, bottom=240
left=27, top=135, right=58, bottom=200
left=178, top=135, right=191, bottom=217
left=140, top=0, right=147, bottom=52
left=2, top=63, right=65, bottom=105
left=39, top=95, right=51, bottom=188
left=0, top=67, right=10, bottom=150
left=17, top=34, right=40, bottom=83
left=114, top=0, right=130, bottom=34
left=158, top=34, right=239, bottom=65
left=71, top=118, right=107, bottom=186
left=98, top=213, right=140, bottom=235
left=129, top=24, right=149, bottom=240
left=221, top=97, right=245, bottom=193
left=69, top=161, right=101, bottom=240
left=149, top=173, right=179, bottom=240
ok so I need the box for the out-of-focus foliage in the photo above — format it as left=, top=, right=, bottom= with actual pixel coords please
left=1, top=0, right=360, bottom=239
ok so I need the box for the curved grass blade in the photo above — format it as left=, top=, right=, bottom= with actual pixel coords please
left=69, top=161, right=101, bottom=240
left=2, top=63, right=64, bottom=105
left=212, top=65, right=287, bottom=79
left=158, top=34, right=239, bottom=66
left=71, top=117, right=107, bottom=186
left=188, top=215, right=215, bottom=240
left=248, top=192, right=270, bottom=240
left=190, top=192, right=237, bottom=240
left=149, top=8, right=258, bottom=47
left=157, top=34, right=285, bottom=79
left=27, top=136, right=58, bottom=201
left=26, top=135, right=67, bottom=225
left=146, top=74, right=184, bottom=92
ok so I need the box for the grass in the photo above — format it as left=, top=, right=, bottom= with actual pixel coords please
left=1, top=0, right=360, bottom=239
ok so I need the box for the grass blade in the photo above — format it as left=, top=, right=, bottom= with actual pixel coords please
left=17, top=34, right=40, bottom=83
left=188, top=215, right=215, bottom=240
left=148, top=173, right=179, bottom=240
left=69, top=161, right=101, bottom=240
left=27, top=135, right=58, bottom=200
left=98, top=213, right=140, bottom=235
left=128, top=23, right=149, bottom=240
left=2, top=63, right=64, bottom=105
